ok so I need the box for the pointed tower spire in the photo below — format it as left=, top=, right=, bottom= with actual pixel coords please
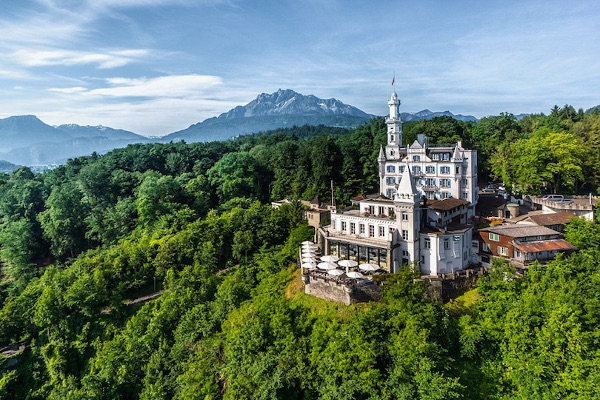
left=378, top=146, right=385, bottom=161
left=395, top=163, right=419, bottom=203
left=452, top=143, right=464, bottom=162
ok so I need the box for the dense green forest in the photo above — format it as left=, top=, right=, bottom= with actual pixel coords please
left=0, top=107, right=599, bottom=399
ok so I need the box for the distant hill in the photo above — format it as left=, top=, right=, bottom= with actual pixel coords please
left=162, top=89, right=375, bottom=143
left=0, top=115, right=72, bottom=153
left=586, top=105, right=600, bottom=113
left=162, top=90, right=479, bottom=143
left=0, top=90, right=482, bottom=165
left=0, top=116, right=151, bottom=165
left=401, top=109, right=477, bottom=122
left=0, top=159, right=18, bottom=173
left=56, top=124, right=146, bottom=141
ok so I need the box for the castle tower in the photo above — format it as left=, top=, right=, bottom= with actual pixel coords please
left=385, top=91, right=402, bottom=160
left=394, top=163, right=421, bottom=271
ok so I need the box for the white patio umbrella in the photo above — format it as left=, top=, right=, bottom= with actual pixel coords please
left=327, top=269, right=344, bottom=276
left=302, top=257, right=317, bottom=264
left=338, top=259, right=358, bottom=273
left=301, top=241, right=315, bottom=245
left=347, top=271, right=364, bottom=279
left=301, top=263, right=316, bottom=269
left=320, top=255, right=339, bottom=263
left=317, top=261, right=337, bottom=270
left=359, top=263, right=380, bottom=272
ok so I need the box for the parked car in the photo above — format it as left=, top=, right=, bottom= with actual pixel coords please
left=553, top=199, right=574, bottom=204
left=542, top=194, right=564, bottom=202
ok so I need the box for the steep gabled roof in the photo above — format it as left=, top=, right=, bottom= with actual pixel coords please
left=395, top=163, right=418, bottom=202
left=524, top=212, right=576, bottom=226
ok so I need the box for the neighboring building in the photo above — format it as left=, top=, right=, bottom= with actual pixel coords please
left=317, top=90, right=477, bottom=275
left=272, top=197, right=332, bottom=230
left=301, top=197, right=333, bottom=230
left=527, top=195, right=596, bottom=221
left=476, top=225, right=575, bottom=267
left=514, top=211, right=576, bottom=233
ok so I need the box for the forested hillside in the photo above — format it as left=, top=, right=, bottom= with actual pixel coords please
left=0, top=108, right=599, bottom=399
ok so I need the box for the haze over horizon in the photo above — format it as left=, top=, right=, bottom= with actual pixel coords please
left=0, top=0, right=598, bottom=137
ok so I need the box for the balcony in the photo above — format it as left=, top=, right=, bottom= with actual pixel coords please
left=420, top=184, right=438, bottom=191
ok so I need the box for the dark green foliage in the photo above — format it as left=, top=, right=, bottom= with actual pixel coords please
left=1, top=115, right=600, bottom=399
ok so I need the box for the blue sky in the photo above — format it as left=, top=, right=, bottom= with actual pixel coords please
left=0, top=0, right=598, bottom=136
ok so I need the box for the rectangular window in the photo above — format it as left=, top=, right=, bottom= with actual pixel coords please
left=359, top=224, right=365, bottom=234
left=515, top=249, right=522, bottom=258
left=439, top=179, right=451, bottom=188
left=462, top=178, right=468, bottom=186
left=412, top=155, right=420, bottom=162
left=498, top=246, right=509, bottom=256
left=442, top=153, right=450, bottom=161
left=431, top=153, right=440, bottom=160
left=402, top=212, right=408, bottom=221
left=472, top=240, right=479, bottom=249
left=378, top=206, right=385, bottom=215
left=444, top=239, right=449, bottom=250
left=441, top=166, right=451, bottom=174
left=489, top=232, right=499, bottom=241
left=369, top=225, right=375, bottom=237
left=482, top=243, right=491, bottom=252
left=402, top=230, right=409, bottom=240
left=412, top=166, right=421, bottom=174
left=389, top=227, right=396, bottom=235
left=386, top=165, right=396, bottom=173
left=386, top=177, right=396, bottom=185
left=379, top=226, right=385, bottom=237
left=425, top=165, right=435, bottom=174
left=341, top=221, right=347, bottom=231
left=424, top=238, right=431, bottom=249
left=350, top=223, right=356, bottom=234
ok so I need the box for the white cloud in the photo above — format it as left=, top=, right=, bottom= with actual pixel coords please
left=48, top=86, right=88, bottom=94
left=11, top=49, right=149, bottom=69
left=86, top=74, right=223, bottom=98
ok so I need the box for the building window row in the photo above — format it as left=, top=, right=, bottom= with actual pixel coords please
left=342, top=221, right=392, bottom=238
left=439, top=178, right=451, bottom=188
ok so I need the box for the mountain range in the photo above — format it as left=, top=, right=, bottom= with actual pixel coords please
left=0, top=89, right=479, bottom=166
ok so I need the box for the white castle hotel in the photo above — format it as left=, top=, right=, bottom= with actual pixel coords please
left=317, top=91, right=479, bottom=275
